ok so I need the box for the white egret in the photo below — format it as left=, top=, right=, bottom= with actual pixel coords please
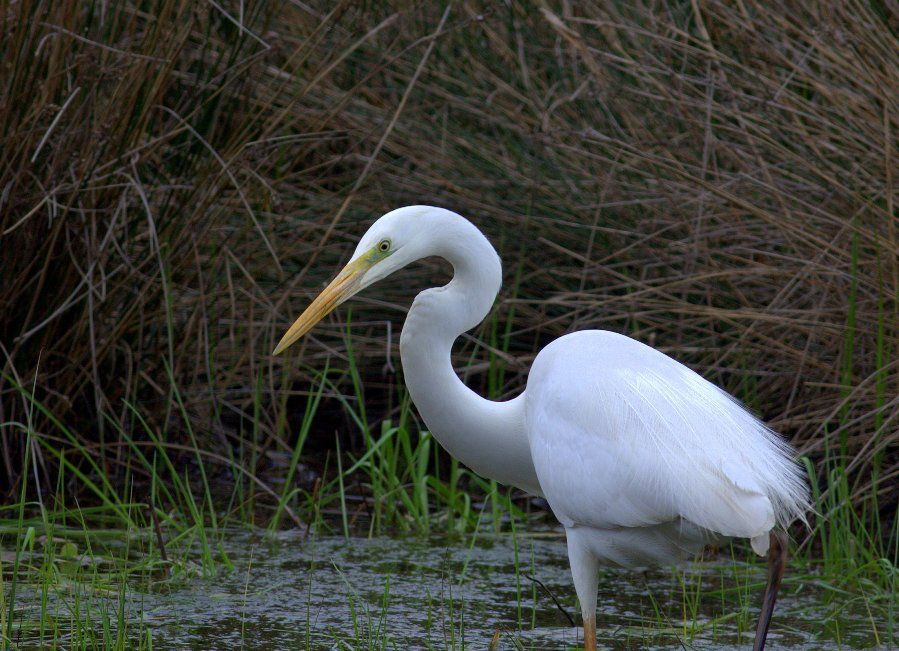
left=274, top=206, right=810, bottom=650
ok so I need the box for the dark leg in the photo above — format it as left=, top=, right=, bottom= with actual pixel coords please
left=752, top=530, right=788, bottom=651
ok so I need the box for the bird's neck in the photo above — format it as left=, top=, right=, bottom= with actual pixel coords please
left=399, top=224, right=541, bottom=495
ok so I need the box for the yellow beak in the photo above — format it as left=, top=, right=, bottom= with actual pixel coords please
left=272, top=254, right=372, bottom=355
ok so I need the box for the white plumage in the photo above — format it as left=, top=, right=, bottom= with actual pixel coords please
left=528, top=330, right=807, bottom=561
left=274, top=205, right=811, bottom=650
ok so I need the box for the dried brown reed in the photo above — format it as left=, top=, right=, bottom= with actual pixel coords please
left=1, top=1, right=896, bottom=523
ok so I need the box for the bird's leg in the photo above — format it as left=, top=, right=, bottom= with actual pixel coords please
left=752, top=530, right=788, bottom=651
left=565, top=528, right=598, bottom=651
left=583, top=613, right=597, bottom=651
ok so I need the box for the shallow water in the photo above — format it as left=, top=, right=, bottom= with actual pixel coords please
left=7, top=527, right=887, bottom=649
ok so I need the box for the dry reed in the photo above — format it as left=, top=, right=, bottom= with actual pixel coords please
left=1, top=1, right=896, bottom=528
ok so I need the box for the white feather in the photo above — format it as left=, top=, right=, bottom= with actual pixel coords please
left=526, top=330, right=808, bottom=565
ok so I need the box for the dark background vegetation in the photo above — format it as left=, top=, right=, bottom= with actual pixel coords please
left=1, top=1, right=896, bottom=542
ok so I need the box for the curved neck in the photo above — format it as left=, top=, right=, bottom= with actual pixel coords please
left=399, top=220, right=541, bottom=495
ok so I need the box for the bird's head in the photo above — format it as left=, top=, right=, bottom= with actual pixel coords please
left=272, top=205, right=442, bottom=355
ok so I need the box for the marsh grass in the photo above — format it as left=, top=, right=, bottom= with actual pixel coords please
left=2, top=507, right=892, bottom=648
left=2, top=0, right=896, bottom=507
left=1, top=0, right=898, bottom=647
left=2, top=370, right=897, bottom=650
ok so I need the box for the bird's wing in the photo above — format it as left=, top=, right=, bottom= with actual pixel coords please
left=525, top=331, right=807, bottom=541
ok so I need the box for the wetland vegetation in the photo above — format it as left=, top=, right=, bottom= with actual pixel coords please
left=1, top=0, right=896, bottom=648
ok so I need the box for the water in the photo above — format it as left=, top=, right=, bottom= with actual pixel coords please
left=6, top=528, right=887, bottom=649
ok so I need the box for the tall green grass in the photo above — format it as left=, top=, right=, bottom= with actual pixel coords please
left=0, top=377, right=895, bottom=647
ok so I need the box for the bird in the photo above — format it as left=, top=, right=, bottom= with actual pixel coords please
left=273, top=205, right=810, bottom=650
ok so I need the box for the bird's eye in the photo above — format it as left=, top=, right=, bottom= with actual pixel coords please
left=378, top=239, right=391, bottom=252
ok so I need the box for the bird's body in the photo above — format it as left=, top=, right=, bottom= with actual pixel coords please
left=274, top=205, right=810, bottom=650
left=528, top=330, right=796, bottom=560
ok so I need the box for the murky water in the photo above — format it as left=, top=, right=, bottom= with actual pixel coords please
left=7, top=527, right=887, bottom=649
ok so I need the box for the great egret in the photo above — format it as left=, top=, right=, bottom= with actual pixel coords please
left=274, top=206, right=810, bottom=650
